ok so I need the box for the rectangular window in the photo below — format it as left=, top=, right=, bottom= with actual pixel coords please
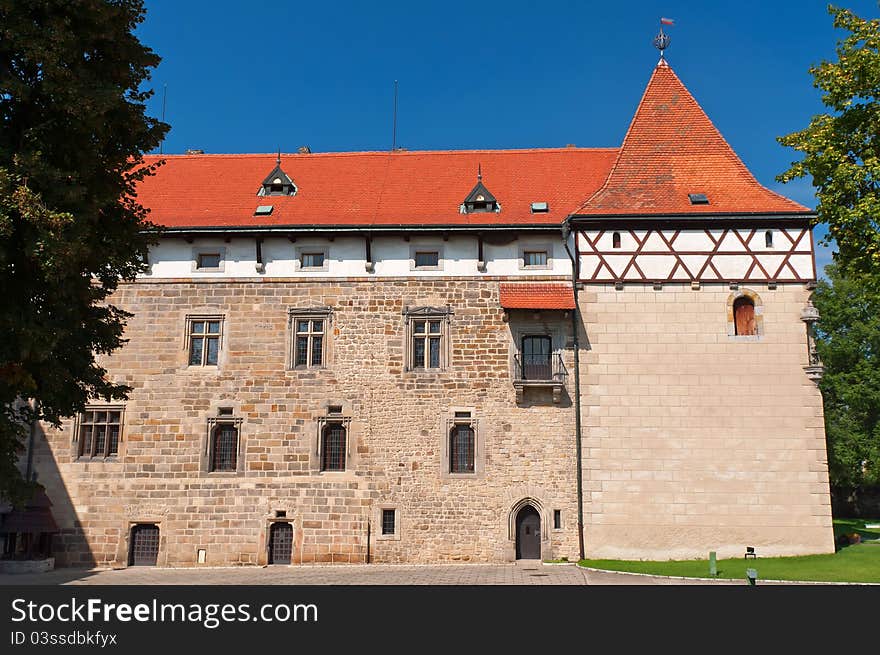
left=382, top=509, right=396, bottom=536
left=321, top=423, right=347, bottom=472
left=523, top=250, right=548, bottom=267
left=301, top=252, right=325, bottom=269
left=210, top=423, right=239, bottom=472
left=196, top=252, right=221, bottom=269
left=78, top=407, right=122, bottom=458
left=414, top=251, right=439, bottom=268
left=294, top=319, right=325, bottom=367
left=412, top=320, right=442, bottom=369
left=553, top=510, right=562, bottom=530
left=188, top=318, right=222, bottom=366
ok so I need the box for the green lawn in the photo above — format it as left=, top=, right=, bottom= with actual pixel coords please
left=579, top=519, right=880, bottom=583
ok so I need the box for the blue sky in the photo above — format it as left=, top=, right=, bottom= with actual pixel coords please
left=137, top=1, right=880, bottom=274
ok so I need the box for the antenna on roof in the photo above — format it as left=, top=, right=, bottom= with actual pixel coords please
left=276, top=147, right=281, bottom=165
left=392, top=80, right=399, bottom=151
left=159, top=83, right=167, bottom=155
left=654, top=18, right=673, bottom=61
left=477, top=163, right=482, bottom=181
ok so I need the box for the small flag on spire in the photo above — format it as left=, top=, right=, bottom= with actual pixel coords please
left=660, top=17, right=674, bottom=25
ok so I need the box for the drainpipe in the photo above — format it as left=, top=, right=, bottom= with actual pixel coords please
left=561, top=221, right=585, bottom=561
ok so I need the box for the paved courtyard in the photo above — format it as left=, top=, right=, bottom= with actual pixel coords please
left=0, top=562, right=749, bottom=586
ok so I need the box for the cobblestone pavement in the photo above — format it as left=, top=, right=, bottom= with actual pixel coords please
left=0, top=562, right=750, bottom=586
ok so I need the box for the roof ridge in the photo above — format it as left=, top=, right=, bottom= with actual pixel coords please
left=141, top=146, right=619, bottom=160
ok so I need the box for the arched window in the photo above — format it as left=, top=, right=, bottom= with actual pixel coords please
left=450, top=425, right=475, bottom=473
left=765, top=230, right=774, bottom=248
left=321, top=424, right=346, bottom=471
left=612, top=232, right=621, bottom=248
left=211, top=424, right=238, bottom=472
left=733, top=296, right=757, bottom=336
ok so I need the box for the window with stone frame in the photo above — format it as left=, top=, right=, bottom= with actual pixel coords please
left=449, top=423, right=475, bottom=473
left=187, top=315, right=223, bottom=366
left=76, top=406, right=123, bottom=458
left=403, top=306, right=452, bottom=372
left=206, top=409, right=243, bottom=473
left=320, top=423, right=347, bottom=471
left=382, top=508, right=396, bottom=535
left=316, top=407, right=351, bottom=473
left=289, top=307, right=332, bottom=369
left=442, top=409, right=481, bottom=477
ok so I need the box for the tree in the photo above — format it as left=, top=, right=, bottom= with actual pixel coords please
left=777, top=5, right=880, bottom=274
left=0, top=0, right=168, bottom=503
left=813, top=264, right=880, bottom=495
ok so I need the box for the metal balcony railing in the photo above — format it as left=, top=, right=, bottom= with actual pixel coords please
left=513, top=352, right=567, bottom=383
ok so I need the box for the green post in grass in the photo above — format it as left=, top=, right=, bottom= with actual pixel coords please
left=709, top=551, right=717, bottom=576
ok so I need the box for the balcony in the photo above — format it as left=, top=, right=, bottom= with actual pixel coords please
left=513, top=353, right=567, bottom=403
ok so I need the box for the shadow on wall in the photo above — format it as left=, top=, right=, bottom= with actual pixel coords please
left=22, top=422, right=97, bottom=568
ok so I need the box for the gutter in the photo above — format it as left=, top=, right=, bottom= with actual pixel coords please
left=561, top=219, right=586, bottom=561
left=144, top=224, right=564, bottom=235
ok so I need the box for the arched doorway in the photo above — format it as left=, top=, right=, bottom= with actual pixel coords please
left=128, top=524, right=159, bottom=566
left=268, top=522, right=293, bottom=565
left=515, top=505, right=541, bottom=560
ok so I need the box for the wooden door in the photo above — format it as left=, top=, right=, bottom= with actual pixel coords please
left=515, top=506, right=541, bottom=560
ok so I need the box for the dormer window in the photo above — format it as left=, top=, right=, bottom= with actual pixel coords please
left=258, top=157, right=297, bottom=196
left=461, top=166, right=499, bottom=214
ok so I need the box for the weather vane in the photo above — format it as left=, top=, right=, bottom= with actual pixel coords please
left=653, top=17, right=674, bottom=59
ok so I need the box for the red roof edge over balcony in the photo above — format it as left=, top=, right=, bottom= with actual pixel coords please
left=499, top=283, right=575, bottom=310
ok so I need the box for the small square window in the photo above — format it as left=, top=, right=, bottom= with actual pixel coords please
left=414, top=251, right=439, bottom=268
left=523, top=251, right=548, bottom=267
left=197, top=253, right=221, bottom=269
left=382, top=509, right=396, bottom=536
left=301, top=252, right=325, bottom=269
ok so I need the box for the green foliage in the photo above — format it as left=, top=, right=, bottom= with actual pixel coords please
left=813, top=264, right=880, bottom=488
left=0, top=0, right=168, bottom=503
left=777, top=5, right=880, bottom=274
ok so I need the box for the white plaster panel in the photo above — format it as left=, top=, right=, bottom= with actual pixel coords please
left=673, top=231, right=715, bottom=250
left=640, top=232, right=671, bottom=252
left=143, top=235, right=570, bottom=279
left=637, top=255, right=676, bottom=279
left=755, top=254, right=786, bottom=278
left=603, top=255, right=633, bottom=278
left=707, top=229, right=725, bottom=246
left=577, top=232, right=596, bottom=251
left=717, top=231, right=747, bottom=252
left=580, top=255, right=600, bottom=277
left=784, top=228, right=805, bottom=244
left=788, top=254, right=815, bottom=278
left=678, top=255, right=708, bottom=277
left=712, top=254, right=752, bottom=279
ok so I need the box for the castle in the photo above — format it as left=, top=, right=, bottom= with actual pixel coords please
left=23, top=59, right=834, bottom=567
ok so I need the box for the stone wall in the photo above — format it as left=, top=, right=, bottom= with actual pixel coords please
left=579, top=282, right=835, bottom=559
left=29, top=276, right=835, bottom=567
left=32, top=276, right=580, bottom=567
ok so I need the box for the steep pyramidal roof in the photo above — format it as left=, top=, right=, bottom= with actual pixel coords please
left=574, top=60, right=809, bottom=216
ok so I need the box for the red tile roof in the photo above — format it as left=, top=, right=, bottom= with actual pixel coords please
left=132, top=62, right=809, bottom=230
left=134, top=148, right=617, bottom=229
left=499, top=283, right=575, bottom=310
left=575, top=61, right=810, bottom=216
